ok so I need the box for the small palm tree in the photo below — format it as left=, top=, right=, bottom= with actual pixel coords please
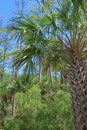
left=9, top=16, right=46, bottom=82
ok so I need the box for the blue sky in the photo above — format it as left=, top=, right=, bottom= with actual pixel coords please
left=0, top=0, right=35, bottom=26
left=0, top=0, right=16, bottom=22
left=0, top=0, right=36, bottom=74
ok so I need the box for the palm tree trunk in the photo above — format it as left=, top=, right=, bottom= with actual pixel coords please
left=70, top=52, right=87, bottom=130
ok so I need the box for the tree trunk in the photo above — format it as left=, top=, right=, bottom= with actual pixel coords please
left=60, top=70, right=69, bottom=84
left=47, top=65, right=53, bottom=84
left=42, top=0, right=45, bottom=5
left=12, top=94, right=16, bottom=117
left=60, top=70, right=63, bottom=84
left=0, top=95, right=7, bottom=128
left=39, top=56, right=42, bottom=83
left=70, top=50, right=87, bottom=130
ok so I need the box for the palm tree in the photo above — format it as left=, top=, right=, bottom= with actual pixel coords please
left=9, top=16, right=46, bottom=82
left=52, top=0, right=87, bottom=129
left=8, top=0, right=87, bottom=129
left=40, top=1, right=87, bottom=129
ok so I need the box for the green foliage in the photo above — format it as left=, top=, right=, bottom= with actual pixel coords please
left=1, top=0, right=87, bottom=129
left=4, top=80, right=74, bottom=130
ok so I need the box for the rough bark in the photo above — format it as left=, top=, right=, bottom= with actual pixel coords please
left=60, top=70, right=69, bottom=84
left=70, top=49, right=87, bottom=130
